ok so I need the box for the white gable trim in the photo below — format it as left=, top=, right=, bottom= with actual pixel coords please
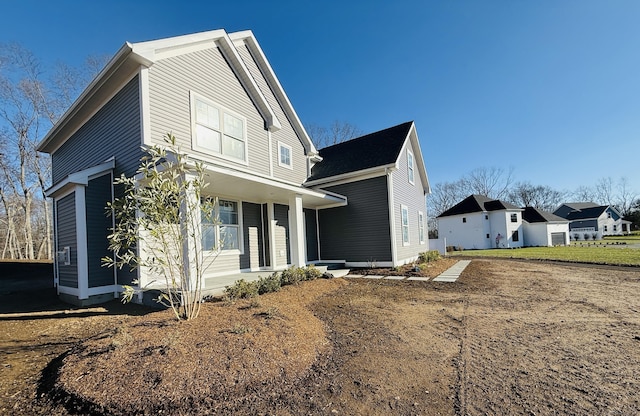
left=230, top=31, right=318, bottom=155
left=46, top=159, right=116, bottom=198
left=396, top=122, right=430, bottom=193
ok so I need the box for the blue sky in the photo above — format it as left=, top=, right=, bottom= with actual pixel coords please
left=3, top=0, right=639, bottom=193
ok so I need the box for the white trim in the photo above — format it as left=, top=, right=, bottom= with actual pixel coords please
left=75, top=185, right=89, bottom=299
left=418, top=210, right=426, bottom=244
left=202, top=197, right=245, bottom=255
left=46, top=159, right=116, bottom=197
left=315, top=209, right=321, bottom=262
left=139, top=66, right=152, bottom=146
left=58, top=284, right=121, bottom=298
left=268, top=131, right=274, bottom=177
left=305, top=164, right=396, bottom=187
left=401, top=204, right=410, bottom=247
left=267, top=202, right=277, bottom=269
left=387, top=171, right=398, bottom=266
left=407, top=149, right=415, bottom=185
left=277, top=141, right=293, bottom=169
left=52, top=198, right=60, bottom=290
left=288, top=194, right=306, bottom=267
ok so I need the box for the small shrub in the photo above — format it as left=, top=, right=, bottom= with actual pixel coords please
left=257, top=273, right=282, bottom=294
left=584, top=233, right=590, bottom=241
left=592, top=233, right=598, bottom=240
left=574, top=233, right=580, bottom=241
left=280, top=266, right=306, bottom=286
left=419, top=250, right=440, bottom=263
left=304, top=265, right=323, bottom=281
left=224, top=279, right=259, bottom=301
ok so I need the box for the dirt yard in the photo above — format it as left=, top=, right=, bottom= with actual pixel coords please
left=1, top=259, right=640, bottom=415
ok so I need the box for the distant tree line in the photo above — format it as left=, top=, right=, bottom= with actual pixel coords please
left=0, top=43, right=106, bottom=260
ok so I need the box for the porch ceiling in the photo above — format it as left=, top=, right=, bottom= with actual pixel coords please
left=202, top=167, right=346, bottom=209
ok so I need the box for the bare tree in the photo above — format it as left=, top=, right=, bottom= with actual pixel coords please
left=306, top=120, right=362, bottom=149
left=462, top=166, right=515, bottom=200
left=594, top=176, right=615, bottom=206
left=507, top=182, right=566, bottom=212
left=613, top=177, right=637, bottom=217
left=571, top=185, right=596, bottom=203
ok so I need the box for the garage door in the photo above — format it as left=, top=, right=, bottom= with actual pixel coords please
left=551, top=232, right=566, bottom=246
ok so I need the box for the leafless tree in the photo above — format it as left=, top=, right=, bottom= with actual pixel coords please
left=613, top=177, right=637, bottom=217
left=461, top=166, right=515, bottom=200
left=306, top=120, right=362, bottom=149
left=507, top=182, right=566, bottom=212
left=571, top=185, right=596, bottom=203
left=594, top=176, right=615, bottom=206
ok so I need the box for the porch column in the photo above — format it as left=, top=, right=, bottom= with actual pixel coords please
left=267, top=202, right=278, bottom=269
left=181, top=173, right=199, bottom=292
left=288, top=193, right=306, bottom=267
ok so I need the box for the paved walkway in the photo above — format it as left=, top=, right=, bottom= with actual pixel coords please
left=345, top=260, right=472, bottom=283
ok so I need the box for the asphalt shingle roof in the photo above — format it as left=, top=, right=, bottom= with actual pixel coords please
left=306, top=121, right=413, bottom=182
left=563, top=206, right=608, bottom=220
left=437, top=194, right=520, bottom=218
left=522, top=206, right=568, bottom=223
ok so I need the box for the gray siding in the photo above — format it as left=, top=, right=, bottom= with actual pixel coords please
left=148, top=47, right=270, bottom=176
left=237, top=45, right=308, bottom=184
left=319, top=176, right=392, bottom=262
left=52, top=75, right=142, bottom=184
left=56, top=193, right=78, bottom=288
left=240, top=202, right=265, bottom=269
left=274, top=203, right=290, bottom=266
left=86, top=174, right=114, bottom=288
left=393, top=141, right=428, bottom=261
left=304, top=208, right=318, bottom=261
left=569, top=219, right=598, bottom=231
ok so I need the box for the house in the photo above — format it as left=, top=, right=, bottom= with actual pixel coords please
left=36, top=29, right=430, bottom=306
left=436, top=195, right=524, bottom=250
left=521, top=206, right=570, bottom=246
left=553, top=202, right=628, bottom=240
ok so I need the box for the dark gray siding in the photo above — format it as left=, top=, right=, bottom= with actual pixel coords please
left=304, top=208, right=318, bottom=261
left=570, top=219, right=598, bottom=231
left=52, top=75, right=142, bottom=184
left=318, top=176, right=391, bottom=262
left=86, top=174, right=114, bottom=288
left=56, top=193, right=78, bottom=288
left=274, top=204, right=290, bottom=266
left=240, top=202, right=265, bottom=269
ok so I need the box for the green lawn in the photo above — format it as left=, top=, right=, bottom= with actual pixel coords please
left=449, top=246, right=640, bottom=266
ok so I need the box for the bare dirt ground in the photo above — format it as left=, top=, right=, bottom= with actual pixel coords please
left=2, top=259, right=640, bottom=415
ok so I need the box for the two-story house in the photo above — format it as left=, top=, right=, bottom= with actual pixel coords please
left=37, top=29, right=430, bottom=306
left=437, top=194, right=524, bottom=250
left=553, top=202, right=630, bottom=239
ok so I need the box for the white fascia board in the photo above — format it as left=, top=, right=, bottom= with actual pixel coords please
left=229, top=31, right=317, bottom=154
left=46, top=159, right=116, bottom=198
left=397, top=122, right=430, bottom=194
left=304, top=163, right=396, bottom=188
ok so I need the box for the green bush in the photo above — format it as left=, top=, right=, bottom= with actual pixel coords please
left=304, top=265, right=323, bottom=281
left=280, top=266, right=306, bottom=286
left=257, top=273, right=282, bottom=294
left=224, top=279, right=259, bottom=301
left=419, top=250, right=441, bottom=263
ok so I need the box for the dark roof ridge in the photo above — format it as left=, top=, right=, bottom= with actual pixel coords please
left=317, top=121, right=414, bottom=151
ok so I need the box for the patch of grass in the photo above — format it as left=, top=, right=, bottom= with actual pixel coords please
left=450, top=246, right=640, bottom=266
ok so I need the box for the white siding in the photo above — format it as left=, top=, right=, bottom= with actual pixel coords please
left=438, top=212, right=491, bottom=250
left=523, top=222, right=570, bottom=247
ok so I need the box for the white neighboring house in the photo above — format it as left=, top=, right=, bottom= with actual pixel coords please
left=522, top=207, right=570, bottom=247
left=553, top=202, right=630, bottom=240
left=437, top=194, right=524, bottom=250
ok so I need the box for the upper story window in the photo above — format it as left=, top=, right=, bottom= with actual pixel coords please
left=192, top=94, right=246, bottom=162
left=462, top=217, right=467, bottom=223
left=510, top=213, right=518, bottom=223
left=278, top=141, right=292, bottom=169
left=607, top=212, right=612, bottom=219
left=407, top=150, right=415, bottom=185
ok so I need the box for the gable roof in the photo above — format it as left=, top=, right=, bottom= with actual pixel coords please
left=561, top=202, right=600, bottom=210
left=305, top=121, right=429, bottom=191
left=38, top=29, right=317, bottom=155
left=522, top=206, right=569, bottom=223
left=437, top=194, right=521, bottom=218
left=562, top=205, right=609, bottom=220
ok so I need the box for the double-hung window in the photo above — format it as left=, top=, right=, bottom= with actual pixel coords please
left=278, top=142, right=292, bottom=168
left=193, top=94, right=246, bottom=162
left=407, top=150, right=415, bottom=185
left=418, top=211, right=425, bottom=244
left=202, top=198, right=240, bottom=252
left=401, top=205, right=410, bottom=245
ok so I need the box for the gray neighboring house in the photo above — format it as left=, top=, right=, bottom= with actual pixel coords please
left=554, top=202, right=631, bottom=239
left=36, top=29, right=430, bottom=306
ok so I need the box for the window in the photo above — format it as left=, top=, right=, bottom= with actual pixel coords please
left=202, top=198, right=240, bottom=252
left=401, top=205, right=409, bottom=245
left=407, top=150, right=415, bottom=184
left=486, top=234, right=490, bottom=239
left=462, top=217, right=467, bottom=223
left=485, top=215, right=489, bottom=220
left=192, top=94, right=246, bottom=161
left=604, top=225, right=608, bottom=232
left=510, top=213, right=518, bottom=223
left=613, top=225, right=617, bottom=231
left=512, top=230, right=519, bottom=242
left=607, top=212, right=612, bottom=219
left=418, top=211, right=425, bottom=244
left=278, top=142, right=292, bottom=168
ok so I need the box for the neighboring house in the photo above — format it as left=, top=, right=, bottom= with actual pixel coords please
left=553, top=202, right=628, bottom=240
left=521, top=207, right=570, bottom=247
left=36, top=29, right=430, bottom=306
left=437, top=195, right=524, bottom=250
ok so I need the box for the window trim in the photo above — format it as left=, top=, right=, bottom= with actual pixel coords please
left=201, top=197, right=244, bottom=256
left=418, top=211, right=425, bottom=244
left=401, top=205, right=410, bottom=246
left=510, top=213, right=518, bottom=223
left=277, top=141, right=293, bottom=169
left=407, top=150, right=415, bottom=185
left=512, top=230, right=519, bottom=242
left=190, top=91, right=249, bottom=165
